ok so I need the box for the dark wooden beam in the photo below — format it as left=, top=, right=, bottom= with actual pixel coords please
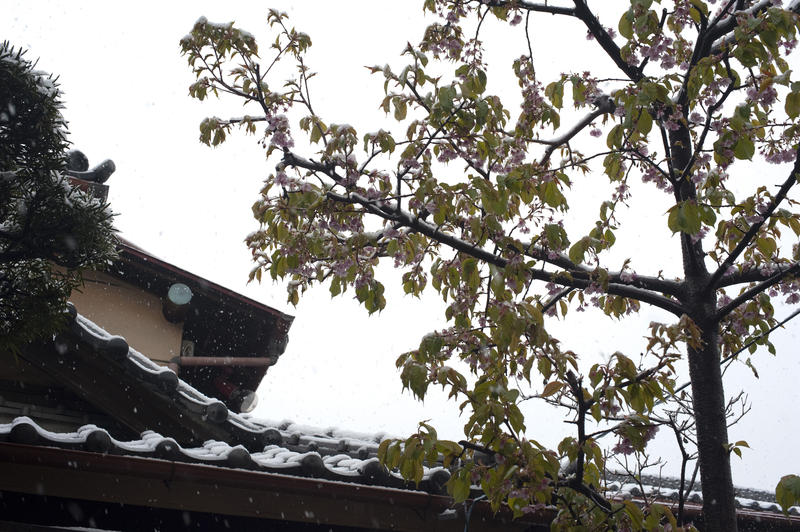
left=0, top=443, right=548, bottom=532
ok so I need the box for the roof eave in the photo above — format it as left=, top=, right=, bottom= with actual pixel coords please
left=0, top=442, right=548, bottom=532
left=117, top=239, right=293, bottom=327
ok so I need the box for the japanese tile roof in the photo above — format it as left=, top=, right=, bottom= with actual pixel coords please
left=0, top=416, right=450, bottom=495
left=603, top=473, right=800, bottom=517
left=11, top=308, right=800, bottom=527
left=20, top=307, right=451, bottom=495
left=3, top=415, right=800, bottom=526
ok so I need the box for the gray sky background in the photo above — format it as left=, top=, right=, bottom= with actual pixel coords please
left=5, top=0, right=800, bottom=491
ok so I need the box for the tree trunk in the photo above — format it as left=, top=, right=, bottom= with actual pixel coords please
left=671, top=121, right=738, bottom=531
left=686, top=320, right=738, bottom=532
left=680, top=232, right=738, bottom=531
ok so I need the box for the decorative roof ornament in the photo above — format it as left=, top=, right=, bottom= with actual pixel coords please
left=65, top=149, right=115, bottom=183
left=63, top=149, right=115, bottom=202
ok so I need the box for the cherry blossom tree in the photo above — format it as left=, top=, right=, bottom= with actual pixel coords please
left=181, top=2, right=800, bottom=530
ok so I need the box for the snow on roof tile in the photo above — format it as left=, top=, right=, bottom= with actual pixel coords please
left=604, top=473, right=800, bottom=517
left=12, top=309, right=447, bottom=493
left=0, top=416, right=449, bottom=494
left=68, top=308, right=388, bottom=452
left=31, top=308, right=800, bottom=515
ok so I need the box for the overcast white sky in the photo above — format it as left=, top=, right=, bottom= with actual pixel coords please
left=6, top=1, right=800, bottom=490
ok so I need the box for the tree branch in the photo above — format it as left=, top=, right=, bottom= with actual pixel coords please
left=709, top=1, right=797, bottom=43
left=479, top=0, right=576, bottom=16
left=538, top=96, right=615, bottom=166
left=280, top=151, right=686, bottom=315
left=706, top=148, right=800, bottom=293
left=541, top=287, right=573, bottom=313
left=572, top=0, right=642, bottom=82
left=565, top=479, right=614, bottom=513
left=715, top=262, right=791, bottom=288
left=707, top=1, right=800, bottom=56
left=715, top=261, right=800, bottom=319
left=679, top=55, right=737, bottom=178
left=518, top=244, right=683, bottom=295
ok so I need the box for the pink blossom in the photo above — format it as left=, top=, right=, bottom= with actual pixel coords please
left=267, top=114, right=294, bottom=148
left=613, top=438, right=635, bottom=455
left=275, top=171, right=292, bottom=187
left=690, top=226, right=709, bottom=243
left=764, top=149, right=796, bottom=164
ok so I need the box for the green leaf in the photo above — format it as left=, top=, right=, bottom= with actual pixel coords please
left=438, top=85, right=456, bottom=111
left=507, top=403, right=525, bottom=432
left=542, top=180, right=566, bottom=208
left=690, top=0, right=709, bottom=17
left=786, top=91, right=800, bottom=119
left=619, top=11, right=634, bottom=40
left=700, top=205, right=717, bottom=226
left=636, top=109, right=653, bottom=135
left=571, top=77, right=586, bottom=104
left=568, top=238, right=588, bottom=265
left=419, top=334, right=443, bottom=359
left=463, top=257, right=480, bottom=290
left=667, top=202, right=702, bottom=235
left=544, top=223, right=566, bottom=249
left=475, top=99, right=489, bottom=125
left=545, top=80, right=564, bottom=109
left=729, top=440, right=749, bottom=459
left=475, top=69, right=487, bottom=94
left=491, top=6, right=509, bottom=20
left=435, top=440, right=462, bottom=456
left=450, top=474, right=471, bottom=503
left=733, top=136, right=755, bottom=160
left=646, top=503, right=678, bottom=530
left=756, top=236, right=777, bottom=258
left=377, top=439, right=389, bottom=465
left=309, top=119, right=326, bottom=144
left=393, top=98, right=407, bottom=121
left=541, top=381, right=564, bottom=398
left=788, top=217, right=800, bottom=236
left=606, top=124, right=624, bottom=149
left=490, top=272, right=505, bottom=297
left=616, top=353, right=637, bottom=379
left=288, top=288, right=299, bottom=306
left=623, top=500, right=645, bottom=529
left=776, top=474, right=800, bottom=514
left=401, top=362, right=429, bottom=400
left=603, top=154, right=624, bottom=181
